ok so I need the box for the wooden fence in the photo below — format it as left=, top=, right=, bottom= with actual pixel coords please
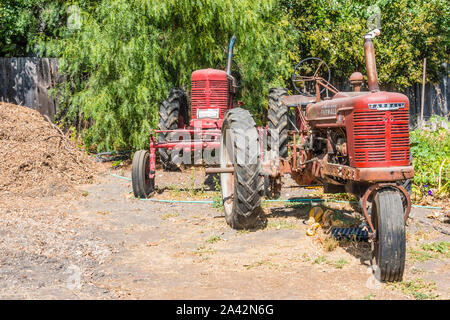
left=0, top=58, right=60, bottom=120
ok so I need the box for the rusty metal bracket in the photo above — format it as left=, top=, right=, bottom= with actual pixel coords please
left=360, top=183, right=412, bottom=234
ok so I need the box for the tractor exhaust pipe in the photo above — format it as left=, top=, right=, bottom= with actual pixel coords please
left=226, top=35, right=236, bottom=76
left=364, top=29, right=380, bottom=92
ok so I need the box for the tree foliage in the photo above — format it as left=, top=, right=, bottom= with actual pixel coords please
left=410, top=121, right=449, bottom=193
left=1, top=0, right=448, bottom=151
left=0, top=0, right=59, bottom=56
left=286, top=0, right=449, bottom=88
left=44, top=0, right=296, bottom=151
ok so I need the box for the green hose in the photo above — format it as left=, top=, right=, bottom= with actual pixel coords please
left=109, top=172, right=443, bottom=209
left=139, top=198, right=214, bottom=204
left=110, top=173, right=132, bottom=181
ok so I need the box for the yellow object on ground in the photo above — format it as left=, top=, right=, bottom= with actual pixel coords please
left=306, top=222, right=321, bottom=236
left=322, top=209, right=334, bottom=228
left=306, top=207, right=325, bottom=236
left=306, top=207, right=335, bottom=236
left=309, top=207, right=323, bottom=222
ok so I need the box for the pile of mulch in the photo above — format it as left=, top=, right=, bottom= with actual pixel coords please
left=0, top=102, right=99, bottom=196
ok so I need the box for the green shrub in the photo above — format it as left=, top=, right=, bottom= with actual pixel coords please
left=44, top=0, right=297, bottom=152
left=287, top=0, right=449, bottom=88
left=410, top=123, right=450, bottom=195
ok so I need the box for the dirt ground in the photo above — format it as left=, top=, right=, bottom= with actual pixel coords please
left=0, top=164, right=449, bottom=300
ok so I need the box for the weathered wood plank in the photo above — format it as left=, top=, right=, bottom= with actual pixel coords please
left=0, top=57, right=59, bottom=120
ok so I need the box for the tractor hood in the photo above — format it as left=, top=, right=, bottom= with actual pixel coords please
left=305, top=91, right=409, bottom=124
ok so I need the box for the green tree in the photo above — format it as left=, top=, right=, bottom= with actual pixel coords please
left=286, top=0, right=449, bottom=88
left=43, top=0, right=297, bottom=151
left=0, top=0, right=66, bottom=56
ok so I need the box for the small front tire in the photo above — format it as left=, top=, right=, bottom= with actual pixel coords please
left=371, top=188, right=406, bottom=282
left=132, top=150, right=155, bottom=198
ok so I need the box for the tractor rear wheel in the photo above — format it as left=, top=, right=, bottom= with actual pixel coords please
left=220, top=108, right=263, bottom=229
left=267, top=87, right=289, bottom=158
left=158, top=87, right=189, bottom=170
left=132, top=150, right=155, bottom=198
left=265, top=87, right=288, bottom=199
left=371, top=188, right=406, bottom=282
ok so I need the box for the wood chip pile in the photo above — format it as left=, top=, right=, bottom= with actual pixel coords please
left=0, top=103, right=97, bottom=195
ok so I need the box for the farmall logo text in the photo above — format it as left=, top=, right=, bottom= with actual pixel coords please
left=368, top=102, right=405, bottom=110
left=320, top=104, right=337, bottom=116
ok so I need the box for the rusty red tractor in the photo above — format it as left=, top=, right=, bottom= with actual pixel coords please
left=133, top=30, right=414, bottom=282
left=207, top=29, right=413, bottom=282
left=132, top=36, right=240, bottom=197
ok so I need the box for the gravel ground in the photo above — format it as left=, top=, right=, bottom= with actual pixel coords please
left=0, top=165, right=448, bottom=300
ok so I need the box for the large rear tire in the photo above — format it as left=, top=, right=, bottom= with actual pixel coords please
left=158, top=88, right=189, bottom=170
left=132, top=150, right=155, bottom=198
left=371, top=188, right=406, bottom=282
left=220, top=108, right=263, bottom=229
left=265, top=88, right=288, bottom=199
left=267, top=87, right=289, bottom=158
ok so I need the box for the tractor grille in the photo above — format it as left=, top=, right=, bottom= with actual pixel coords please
left=191, top=78, right=229, bottom=119
left=209, top=80, right=228, bottom=118
left=352, top=109, right=409, bottom=166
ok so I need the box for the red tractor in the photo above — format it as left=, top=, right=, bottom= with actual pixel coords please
left=208, top=29, right=413, bottom=282
left=132, top=36, right=240, bottom=197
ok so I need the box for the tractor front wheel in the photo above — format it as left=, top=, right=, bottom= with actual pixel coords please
left=220, top=108, right=263, bottom=229
left=371, top=188, right=406, bottom=282
left=132, top=150, right=155, bottom=198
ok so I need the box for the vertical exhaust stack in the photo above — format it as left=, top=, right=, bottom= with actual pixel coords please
left=226, top=35, right=236, bottom=76
left=364, top=29, right=380, bottom=92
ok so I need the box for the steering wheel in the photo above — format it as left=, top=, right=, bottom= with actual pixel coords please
left=292, top=57, right=331, bottom=96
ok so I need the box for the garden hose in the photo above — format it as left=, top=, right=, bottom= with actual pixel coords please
left=95, top=150, right=131, bottom=162
left=108, top=172, right=444, bottom=209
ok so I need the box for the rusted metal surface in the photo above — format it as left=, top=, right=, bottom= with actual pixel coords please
left=361, top=184, right=378, bottom=234
left=278, top=158, right=292, bottom=174
left=261, top=157, right=292, bottom=177
left=205, top=167, right=234, bottom=174
left=349, top=72, right=363, bottom=92
left=150, top=140, right=220, bottom=149
left=320, top=161, right=358, bottom=180
left=316, top=78, right=339, bottom=95
left=305, top=99, right=354, bottom=125
left=149, top=135, right=156, bottom=179
left=281, top=95, right=316, bottom=107
left=319, top=159, right=414, bottom=182
left=364, top=38, right=379, bottom=92
left=360, top=182, right=412, bottom=234
left=357, top=166, right=414, bottom=181
left=291, top=168, right=316, bottom=186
